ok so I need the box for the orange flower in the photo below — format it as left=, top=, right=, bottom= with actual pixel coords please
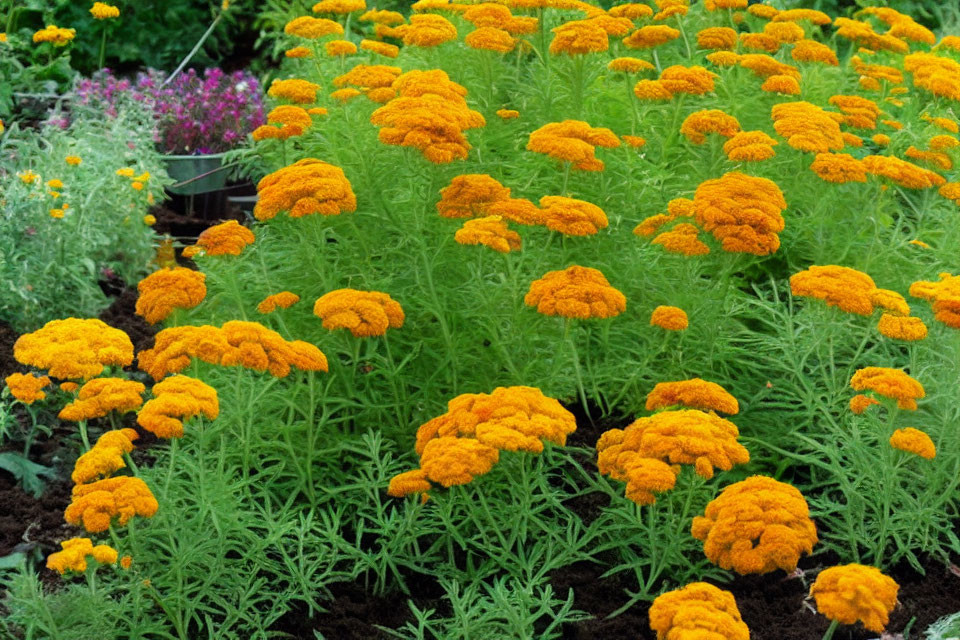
left=791, top=39, right=838, bottom=65
left=191, top=220, right=256, bottom=256
left=71, top=428, right=138, bottom=485
left=693, top=172, right=786, bottom=256
left=739, top=54, right=799, bottom=78
left=135, top=267, right=207, bottom=325
left=771, top=101, right=844, bottom=153
left=696, top=27, right=736, bottom=50
left=360, top=39, right=400, bottom=58
left=601, top=409, right=749, bottom=480
left=138, top=322, right=328, bottom=380
left=692, top=476, right=817, bottom=574
left=465, top=27, right=516, bottom=53
left=748, top=3, right=778, bottom=19
left=313, top=289, right=405, bottom=337
left=888, top=426, right=937, bottom=459
left=649, top=305, right=689, bottom=330
left=790, top=265, right=878, bottom=315
left=334, top=64, right=403, bottom=90
left=609, top=3, right=653, bottom=19
left=285, top=46, right=313, bottom=58
left=257, top=292, right=301, bottom=314
left=764, top=21, right=804, bottom=43
left=633, top=79, right=674, bottom=101
left=659, top=65, right=717, bottom=95
left=525, top=265, right=626, bottom=319
left=437, top=174, right=512, bottom=218
left=527, top=120, right=620, bottom=171
left=268, top=78, right=321, bottom=104
left=59, top=378, right=145, bottom=422
left=706, top=51, right=741, bottom=67
left=739, top=33, right=780, bottom=53
left=608, top=57, right=655, bottom=73
left=14, top=319, right=133, bottom=380
left=46, top=538, right=118, bottom=574
left=65, top=476, right=159, bottom=532
left=623, top=25, right=679, bottom=49
left=651, top=223, right=710, bottom=256
left=419, top=437, right=499, bottom=486
left=877, top=314, right=927, bottom=341
left=862, top=155, right=945, bottom=189
left=312, top=0, right=366, bottom=14
left=680, top=109, right=741, bottom=144
left=850, top=367, right=924, bottom=410
left=723, top=130, right=778, bottom=162
left=596, top=430, right=678, bottom=504
left=910, top=272, right=960, bottom=329
left=760, top=74, right=801, bottom=95
left=284, top=16, right=344, bottom=38
left=137, top=375, right=219, bottom=439
left=809, top=564, right=898, bottom=633
left=486, top=198, right=544, bottom=225
left=454, top=216, right=522, bottom=253
left=496, top=108, right=520, bottom=119
left=326, top=39, right=357, bottom=56
left=4, top=372, right=52, bottom=404
left=646, top=378, right=738, bottom=414
left=359, top=8, right=404, bottom=24
left=254, top=159, right=357, bottom=220
left=538, top=196, right=608, bottom=236
left=396, top=14, right=457, bottom=48
left=829, top=95, right=880, bottom=130
left=622, top=135, right=646, bottom=148
left=809, top=153, right=867, bottom=183
left=774, top=8, right=830, bottom=24
left=850, top=394, right=880, bottom=414
left=649, top=583, right=749, bottom=640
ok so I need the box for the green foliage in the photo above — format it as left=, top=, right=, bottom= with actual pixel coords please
left=0, top=103, right=168, bottom=332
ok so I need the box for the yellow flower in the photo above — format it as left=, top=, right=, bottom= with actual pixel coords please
left=313, top=289, right=405, bottom=337
left=890, top=427, right=936, bottom=459
left=466, top=27, right=516, bottom=54
left=313, top=0, right=366, bottom=13
left=692, top=476, right=817, bottom=574
left=257, top=291, right=300, bottom=314
left=549, top=20, right=609, bottom=56
left=791, top=39, right=838, bottom=65
left=496, top=108, right=520, bottom=119
left=360, top=39, right=400, bottom=58
left=13, top=318, right=133, bottom=380
left=90, top=2, right=120, bottom=19
left=49, top=208, right=65, bottom=219
left=538, top=195, right=608, bottom=236
left=525, top=265, right=626, bottom=319
left=32, top=25, right=76, bottom=46
left=910, top=272, right=960, bottom=329
left=18, top=170, right=40, bottom=184
left=623, top=25, right=679, bottom=49
left=877, top=314, right=927, bottom=341
left=268, top=79, right=322, bottom=104
left=254, top=159, right=356, bottom=220
left=135, top=267, right=207, bottom=324
left=285, top=46, right=313, bottom=58
left=696, top=27, right=737, bottom=51
left=143, top=214, right=156, bottom=225
left=454, top=216, right=522, bottom=253
left=850, top=367, right=924, bottom=410
left=137, top=375, right=219, bottom=439
left=66, top=156, right=82, bottom=165
left=71, top=428, right=139, bottom=484
left=646, top=378, right=737, bottom=414
left=116, top=167, right=135, bottom=177
left=680, top=109, right=740, bottom=144
left=194, top=219, right=255, bottom=256
left=4, top=373, right=52, bottom=404
left=59, top=378, right=145, bottom=422
left=284, top=16, right=344, bottom=39
left=65, top=476, right=159, bottom=532
left=809, top=564, right=898, bottom=633
left=46, top=538, right=118, bottom=574
left=326, top=39, right=358, bottom=56
left=608, top=57, right=655, bottom=73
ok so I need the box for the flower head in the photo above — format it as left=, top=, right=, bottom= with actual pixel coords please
left=890, top=427, right=935, bottom=459
left=680, top=109, right=740, bottom=144
left=135, top=267, right=207, bottom=325
left=877, top=314, right=927, bottom=341
left=538, top=196, right=608, bottom=236
left=313, top=289, right=404, bottom=337
left=526, top=120, right=620, bottom=171
left=693, top=171, right=787, bottom=256
left=32, top=25, right=76, bottom=46
left=284, top=16, right=344, bottom=38
left=137, top=375, right=219, bottom=439
left=90, top=3, right=120, bottom=19
left=723, top=130, right=778, bottom=162
left=192, top=220, right=256, bottom=256
left=646, top=378, right=738, bottom=414
left=809, top=564, right=898, bottom=633
left=454, top=216, right=522, bottom=253
left=659, top=65, right=717, bottom=95
left=649, top=583, right=749, bottom=640
left=4, top=373, right=52, bottom=404
left=257, top=292, right=301, bottom=314
left=65, top=476, right=159, bottom=532
left=46, top=538, right=118, bottom=574
left=14, top=319, right=133, bottom=380
left=850, top=367, right=924, bottom=410
left=466, top=27, right=517, bottom=53
left=254, top=159, right=357, bottom=220
left=910, top=272, right=960, bottom=329
left=71, top=429, right=139, bottom=485
left=59, top=378, right=145, bottom=422
left=525, top=266, right=626, bottom=319
left=623, top=25, right=679, bottom=49
left=268, top=78, right=321, bottom=104
left=550, top=20, right=609, bottom=55
left=649, top=305, right=688, bottom=330
left=810, top=153, right=867, bottom=183
left=692, top=475, right=817, bottom=574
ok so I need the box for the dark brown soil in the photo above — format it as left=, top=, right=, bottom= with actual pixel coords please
left=0, top=322, right=24, bottom=381
left=0, top=473, right=75, bottom=560
left=97, top=286, right=157, bottom=356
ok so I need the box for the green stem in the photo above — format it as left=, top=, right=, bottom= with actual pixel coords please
left=821, top=619, right=840, bottom=640
left=98, top=26, right=107, bottom=69
left=79, top=420, right=91, bottom=450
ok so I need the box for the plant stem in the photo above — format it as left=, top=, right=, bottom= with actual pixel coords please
left=821, top=619, right=839, bottom=640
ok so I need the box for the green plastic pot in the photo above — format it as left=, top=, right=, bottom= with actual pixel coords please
left=164, top=152, right=228, bottom=195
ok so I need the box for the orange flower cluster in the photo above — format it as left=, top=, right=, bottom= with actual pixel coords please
left=253, top=105, right=313, bottom=141
left=370, top=69, right=485, bottom=163
left=257, top=291, right=301, bottom=314
left=601, top=409, right=749, bottom=481
left=941, top=182, right=960, bottom=206
left=680, top=109, right=741, bottom=144
left=850, top=394, right=880, bottom=414
left=789, top=265, right=912, bottom=318
left=312, top=0, right=365, bottom=13
left=633, top=79, right=674, bottom=101
left=692, top=475, right=817, bottom=574
left=526, top=120, right=620, bottom=171
left=739, top=54, right=800, bottom=79
left=760, top=74, right=801, bottom=95
left=137, top=375, right=219, bottom=439
left=692, top=171, right=787, bottom=256
left=437, top=174, right=512, bottom=218
left=905, top=52, right=960, bottom=102
left=454, top=216, right=522, bottom=253
left=740, top=33, right=780, bottom=53
left=65, top=476, right=159, bottom=532
left=609, top=3, right=653, bottom=19
left=388, top=386, right=576, bottom=496
left=333, top=64, right=403, bottom=98
left=59, top=378, right=145, bottom=422
left=651, top=223, right=711, bottom=256
left=596, top=429, right=678, bottom=504
left=910, top=272, right=960, bottom=329
left=313, top=289, right=405, bottom=337
left=809, top=564, right=898, bottom=633
left=284, top=16, right=343, bottom=38
left=771, top=101, right=844, bottom=153
left=463, top=3, right=537, bottom=35
left=254, top=158, right=357, bottom=220
left=723, top=130, right=778, bottom=162
left=890, top=427, right=935, bottom=459
left=905, top=145, right=953, bottom=171
left=791, top=39, right=838, bottom=65
left=46, top=538, right=118, bottom=574
left=326, top=40, right=357, bottom=56
left=14, top=319, right=134, bottom=380
left=649, top=305, right=688, bottom=330
left=4, top=372, right=52, bottom=404
left=850, top=367, right=924, bottom=410
left=852, top=56, right=903, bottom=86
left=608, top=57, right=655, bottom=73
left=267, top=78, right=321, bottom=104
left=71, top=429, right=139, bottom=485
left=138, top=322, right=329, bottom=380
left=187, top=220, right=256, bottom=257
left=395, top=14, right=457, bottom=47
left=549, top=20, right=608, bottom=55
left=829, top=95, right=880, bottom=129
left=360, top=39, right=400, bottom=58
left=834, top=18, right=908, bottom=54
left=648, top=583, right=750, bottom=640
left=809, top=152, right=867, bottom=183
left=359, top=9, right=404, bottom=25
left=659, top=65, right=717, bottom=95
left=706, top=51, right=741, bottom=67
left=696, top=27, right=736, bottom=51
left=861, top=155, right=945, bottom=189
left=623, top=25, right=679, bottom=49
left=539, top=196, right=608, bottom=236
left=135, top=267, right=207, bottom=325
left=465, top=26, right=516, bottom=53
left=764, top=21, right=804, bottom=44
left=923, top=114, right=959, bottom=133
left=877, top=313, right=928, bottom=341
left=525, top=265, right=626, bottom=319
left=646, top=378, right=738, bottom=414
